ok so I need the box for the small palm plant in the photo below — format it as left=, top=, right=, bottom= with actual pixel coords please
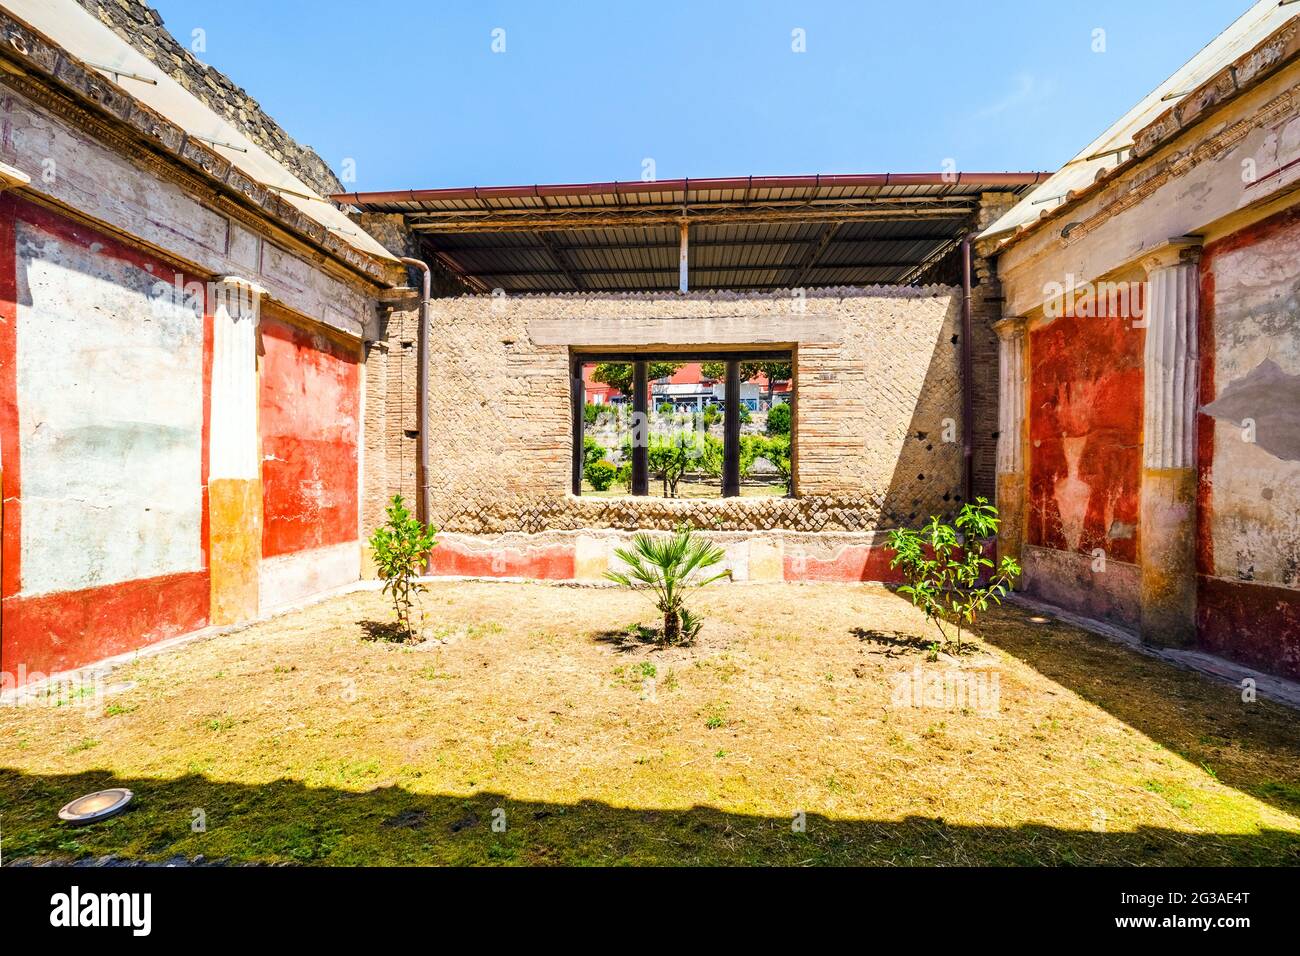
left=885, top=497, right=1021, bottom=653
left=604, top=528, right=730, bottom=643
left=369, top=495, right=438, bottom=639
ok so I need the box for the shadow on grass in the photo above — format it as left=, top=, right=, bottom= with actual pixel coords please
left=1, top=768, right=1295, bottom=867
left=591, top=623, right=691, bottom=652
left=851, top=627, right=935, bottom=653
left=965, top=603, right=1300, bottom=820
left=358, top=620, right=414, bottom=644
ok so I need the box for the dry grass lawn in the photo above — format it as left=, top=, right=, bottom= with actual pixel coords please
left=2, top=580, right=1299, bottom=865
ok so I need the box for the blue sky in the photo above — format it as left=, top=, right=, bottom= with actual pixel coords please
left=150, top=0, right=1252, bottom=191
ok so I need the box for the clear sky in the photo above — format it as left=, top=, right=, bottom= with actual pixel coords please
left=149, top=0, right=1253, bottom=191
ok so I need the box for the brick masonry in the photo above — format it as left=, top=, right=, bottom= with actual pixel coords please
left=366, top=287, right=1001, bottom=550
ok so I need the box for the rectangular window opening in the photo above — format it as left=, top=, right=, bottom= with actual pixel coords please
left=571, top=352, right=794, bottom=499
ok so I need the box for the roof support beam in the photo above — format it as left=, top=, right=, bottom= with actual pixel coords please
left=536, top=230, right=584, bottom=290
left=456, top=260, right=928, bottom=280
left=789, top=222, right=841, bottom=287
left=678, top=221, right=689, bottom=293
left=418, top=236, right=490, bottom=293
left=425, top=236, right=959, bottom=254
left=409, top=206, right=975, bottom=233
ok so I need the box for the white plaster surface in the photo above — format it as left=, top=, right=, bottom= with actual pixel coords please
left=0, top=89, right=371, bottom=339
left=259, top=540, right=360, bottom=612
left=16, top=219, right=204, bottom=595
left=208, top=279, right=261, bottom=481
left=1202, top=227, right=1300, bottom=587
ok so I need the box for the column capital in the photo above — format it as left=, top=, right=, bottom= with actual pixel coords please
left=0, top=162, right=30, bottom=192
left=212, top=275, right=269, bottom=297
left=1140, top=236, right=1202, bottom=274
left=992, top=315, right=1028, bottom=341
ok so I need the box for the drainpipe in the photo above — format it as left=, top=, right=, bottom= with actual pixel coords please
left=398, top=256, right=431, bottom=527
left=960, top=235, right=975, bottom=505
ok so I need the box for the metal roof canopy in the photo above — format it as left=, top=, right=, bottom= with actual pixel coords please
left=335, top=173, right=1047, bottom=293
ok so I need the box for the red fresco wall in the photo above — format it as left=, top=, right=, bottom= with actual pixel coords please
left=0, top=197, right=211, bottom=682
left=259, top=310, right=361, bottom=558
left=1028, top=303, right=1143, bottom=563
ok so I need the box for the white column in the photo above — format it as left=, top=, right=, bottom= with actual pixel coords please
left=1138, top=238, right=1201, bottom=647
left=994, top=317, right=1026, bottom=476
left=208, top=276, right=266, bottom=626
left=992, top=316, right=1028, bottom=566
left=209, top=277, right=265, bottom=481
left=1142, top=244, right=1200, bottom=470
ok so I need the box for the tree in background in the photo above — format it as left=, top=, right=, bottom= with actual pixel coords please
left=701, top=359, right=792, bottom=404
left=591, top=361, right=684, bottom=397
left=740, top=434, right=792, bottom=493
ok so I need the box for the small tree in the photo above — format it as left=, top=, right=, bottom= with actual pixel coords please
left=585, top=459, right=617, bottom=491
left=885, top=498, right=1020, bottom=653
left=766, top=402, right=791, bottom=436
left=605, top=528, right=730, bottom=643
left=623, top=431, right=717, bottom=497
left=583, top=435, right=607, bottom=469
left=369, top=495, right=438, bottom=639
left=739, top=434, right=792, bottom=493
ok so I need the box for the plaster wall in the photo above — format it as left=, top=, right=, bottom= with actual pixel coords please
left=1021, top=298, right=1144, bottom=628
left=0, top=196, right=210, bottom=676
left=0, top=88, right=374, bottom=339
left=1196, top=207, right=1300, bottom=677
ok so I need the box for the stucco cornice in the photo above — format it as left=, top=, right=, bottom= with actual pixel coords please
left=0, top=8, right=402, bottom=290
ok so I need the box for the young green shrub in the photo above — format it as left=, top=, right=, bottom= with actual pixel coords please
left=885, top=498, right=1021, bottom=653
left=585, top=459, right=618, bottom=491
left=583, top=435, right=607, bottom=469
left=369, top=495, right=438, bottom=639
left=765, top=402, right=791, bottom=435
left=623, top=431, right=721, bottom=497
left=739, top=434, right=792, bottom=494
left=604, top=528, right=730, bottom=644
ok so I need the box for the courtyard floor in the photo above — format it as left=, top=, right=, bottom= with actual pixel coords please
left=1, top=580, right=1298, bottom=866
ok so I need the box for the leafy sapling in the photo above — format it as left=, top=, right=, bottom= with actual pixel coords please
left=369, top=495, right=438, bottom=640
left=885, top=497, right=1021, bottom=653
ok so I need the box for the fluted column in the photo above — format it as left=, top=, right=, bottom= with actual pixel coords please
left=1138, top=240, right=1201, bottom=647
left=993, top=316, right=1028, bottom=567
left=208, top=276, right=266, bottom=625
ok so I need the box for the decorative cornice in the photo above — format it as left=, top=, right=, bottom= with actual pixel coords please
left=0, top=7, right=399, bottom=289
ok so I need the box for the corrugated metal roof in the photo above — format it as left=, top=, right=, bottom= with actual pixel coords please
left=335, top=173, right=1047, bottom=292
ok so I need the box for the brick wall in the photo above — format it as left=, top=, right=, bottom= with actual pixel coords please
left=367, top=288, right=985, bottom=539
